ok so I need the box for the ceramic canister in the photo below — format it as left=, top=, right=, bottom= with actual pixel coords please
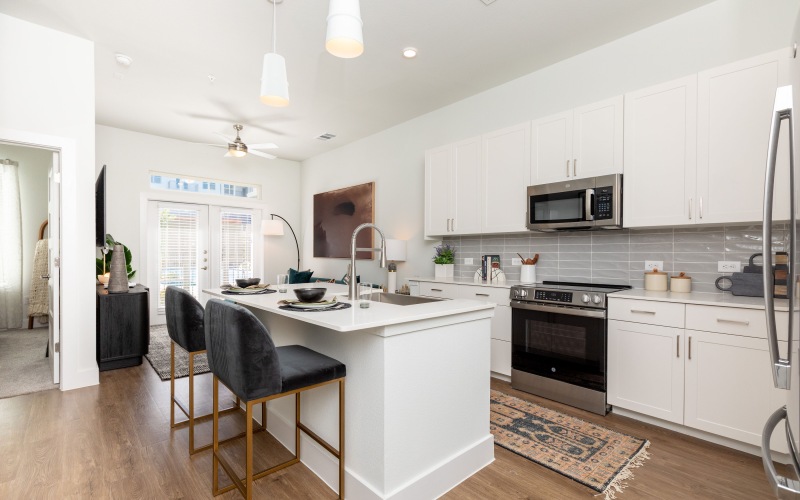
left=644, top=268, right=668, bottom=291
left=670, top=272, right=692, bottom=293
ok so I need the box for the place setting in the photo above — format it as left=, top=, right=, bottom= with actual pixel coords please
left=278, top=287, right=351, bottom=312
left=220, top=277, right=276, bottom=295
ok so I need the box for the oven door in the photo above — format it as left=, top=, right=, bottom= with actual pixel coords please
left=511, top=301, right=607, bottom=392
left=527, top=186, right=595, bottom=231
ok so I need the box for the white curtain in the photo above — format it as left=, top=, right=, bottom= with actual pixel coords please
left=0, top=160, right=22, bottom=330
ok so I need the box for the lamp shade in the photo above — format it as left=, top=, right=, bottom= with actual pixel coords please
left=385, top=239, right=407, bottom=262
left=260, top=52, right=290, bottom=107
left=326, top=0, right=364, bottom=58
left=261, top=219, right=284, bottom=236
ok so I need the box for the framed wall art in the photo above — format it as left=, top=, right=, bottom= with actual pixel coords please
left=313, top=181, right=375, bottom=259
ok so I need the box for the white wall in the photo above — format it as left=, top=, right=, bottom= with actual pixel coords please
left=95, top=126, right=303, bottom=286
left=301, top=0, right=800, bottom=287
left=0, top=13, right=97, bottom=389
left=0, top=144, right=49, bottom=327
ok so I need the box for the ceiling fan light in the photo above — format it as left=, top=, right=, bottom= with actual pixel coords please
left=228, top=143, right=248, bottom=157
left=260, top=52, right=290, bottom=107
left=326, top=0, right=363, bottom=58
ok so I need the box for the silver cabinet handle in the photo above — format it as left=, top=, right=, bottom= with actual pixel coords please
left=688, top=336, right=692, bottom=360
left=677, top=335, right=680, bottom=358
left=41, top=274, right=50, bottom=280
left=475, top=293, right=490, bottom=297
left=200, top=266, right=208, bottom=270
left=717, top=318, right=750, bottom=326
left=451, top=218, right=456, bottom=232
left=688, top=198, right=693, bottom=220
left=566, top=160, right=570, bottom=177
left=763, top=85, right=794, bottom=390
left=431, top=288, right=443, bottom=292
left=699, top=196, right=703, bottom=219
left=631, top=309, right=656, bottom=315
left=762, top=406, right=800, bottom=497
left=573, top=158, right=577, bottom=177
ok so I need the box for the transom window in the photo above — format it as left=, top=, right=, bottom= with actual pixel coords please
left=150, top=171, right=259, bottom=199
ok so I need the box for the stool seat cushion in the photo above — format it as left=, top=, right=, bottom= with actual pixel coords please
left=277, top=345, right=346, bottom=393
left=166, top=286, right=206, bottom=353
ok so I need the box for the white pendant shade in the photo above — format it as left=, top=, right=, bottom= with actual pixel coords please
left=326, top=0, right=364, bottom=58
left=261, top=219, right=285, bottom=236
left=260, top=52, right=290, bottom=107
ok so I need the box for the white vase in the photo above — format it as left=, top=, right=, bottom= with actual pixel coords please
left=520, top=264, right=536, bottom=284
left=434, top=263, right=454, bottom=278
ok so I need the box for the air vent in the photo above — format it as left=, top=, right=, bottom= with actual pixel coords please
left=316, top=133, right=337, bottom=141
left=480, top=0, right=497, bottom=5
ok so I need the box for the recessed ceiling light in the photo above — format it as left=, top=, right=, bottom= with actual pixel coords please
left=115, top=53, right=133, bottom=67
left=402, top=47, right=418, bottom=59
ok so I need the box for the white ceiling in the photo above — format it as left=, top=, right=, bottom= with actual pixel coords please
left=1, top=0, right=713, bottom=161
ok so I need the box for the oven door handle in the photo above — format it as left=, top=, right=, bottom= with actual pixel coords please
left=511, top=301, right=606, bottom=319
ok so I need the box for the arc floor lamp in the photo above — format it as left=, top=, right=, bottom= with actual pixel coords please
left=261, top=214, right=300, bottom=270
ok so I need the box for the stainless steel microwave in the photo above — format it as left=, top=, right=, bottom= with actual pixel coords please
left=526, top=174, right=622, bottom=231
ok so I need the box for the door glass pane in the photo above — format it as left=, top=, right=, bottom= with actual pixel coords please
left=219, top=211, right=254, bottom=285
left=158, top=207, right=200, bottom=311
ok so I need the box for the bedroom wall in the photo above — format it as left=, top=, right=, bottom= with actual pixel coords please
left=300, top=0, right=800, bottom=288
left=0, top=144, right=49, bottom=327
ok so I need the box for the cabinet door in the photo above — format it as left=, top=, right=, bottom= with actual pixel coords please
left=424, top=145, right=452, bottom=236
left=608, top=320, right=684, bottom=423
left=572, top=96, right=623, bottom=179
left=697, top=49, right=791, bottom=223
left=531, top=111, right=573, bottom=184
left=452, top=137, right=482, bottom=234
left=481, top=122, right=531, bottom=234
left=684, top=330, right=788, bottom=452
left=623, top=76, right=698, bottom=227
left=491, top=339, right=511, bottom=377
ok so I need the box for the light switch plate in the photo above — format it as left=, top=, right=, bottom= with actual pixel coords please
left=512, top=258, right=522, bottom=265
left=718, top=261, right=741, bottom=273
left=464, top=258, right=474, bottom=265
left=645, top=261, right=663, bottom=271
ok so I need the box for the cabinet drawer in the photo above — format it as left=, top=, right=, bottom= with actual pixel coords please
left=608, top=298, right=685, bottom=328
left=458, top=285, right=511, bottom=306
left=419, top=282, right=460, bottom=299
left=686, top=305, right=789, bottom=341
left=491, top=338, right=511, bottom=377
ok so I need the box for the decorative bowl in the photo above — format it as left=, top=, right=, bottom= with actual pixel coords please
left=293, top=287, right=326, bottom=303
left=235, top=277, right=261, bottom=288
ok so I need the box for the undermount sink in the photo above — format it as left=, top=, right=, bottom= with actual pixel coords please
left=369, top=293, right=446, bottom=306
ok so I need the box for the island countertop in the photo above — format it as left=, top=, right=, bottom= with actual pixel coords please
left=203, top=283, right=495, bottom=334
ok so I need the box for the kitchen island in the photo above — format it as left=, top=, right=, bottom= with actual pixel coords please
left=203, top=284, right=496, bottom=499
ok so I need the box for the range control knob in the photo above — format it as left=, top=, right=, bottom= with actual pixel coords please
left=515, top=289, right=527, bottom=299
left=592, top=294, right=602, bottom=305
left=581, top=294, right=590, bottom=303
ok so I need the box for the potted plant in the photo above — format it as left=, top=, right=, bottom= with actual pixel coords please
left=432, top=243, right=455, bottom=278
left=96, top=233, right=136, bottom=282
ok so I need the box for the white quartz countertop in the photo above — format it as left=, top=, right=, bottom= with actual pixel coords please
left=203, top=284, right=495, bottom=332
left=409, top=276, right=520, bottom=289
left=609, top=288, right=791, bottom=312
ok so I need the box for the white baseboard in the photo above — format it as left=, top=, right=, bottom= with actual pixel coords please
left=265, top=405, right=495, bottom=499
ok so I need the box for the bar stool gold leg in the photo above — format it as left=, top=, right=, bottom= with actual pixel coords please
left=212, top=376, right=219, bottom=495
left=189, top=351, right=195, bottom=453
left=295, top=393, right=301, bottom=459
left=262, top=401, right=267, bottom=431
left=246, top=402, right=254, bottom=500
left=339, top=379, right=345, bottom=500
left=170, top=341, right=176, bottom=428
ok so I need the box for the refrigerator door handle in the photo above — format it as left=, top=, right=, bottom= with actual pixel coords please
left=764, top=85, right=795, bottom=390
left=762, top=406, right=800, bottom=499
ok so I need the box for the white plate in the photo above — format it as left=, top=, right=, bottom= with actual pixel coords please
left=289, top=298, right=338, bottom=309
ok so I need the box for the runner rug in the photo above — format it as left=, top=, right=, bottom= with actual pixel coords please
left=490, top=390, right=650, bottom=499
left=145, top=324, right=210, bottom=381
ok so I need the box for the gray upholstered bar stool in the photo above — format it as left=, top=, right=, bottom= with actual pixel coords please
left=165, top=286, right=252, bottom=454
left=205, top=299, right=346, bottom=500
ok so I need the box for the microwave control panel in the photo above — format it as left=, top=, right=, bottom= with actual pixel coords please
left=533, top=290, right=573, bottom=303
left=595, top=186, right=614, bottom=220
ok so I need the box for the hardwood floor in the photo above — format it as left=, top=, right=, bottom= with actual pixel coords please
left=0, top=363, right=783, bottom=499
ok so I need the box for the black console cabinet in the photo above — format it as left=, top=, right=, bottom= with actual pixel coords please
left=96, top=284, right=150, bottom=371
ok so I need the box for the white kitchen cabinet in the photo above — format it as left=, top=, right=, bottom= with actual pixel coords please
left=481, top=122, right=531, bottom=234
left=531, top=96, right=623, bottom=184
left=623, top=76, right=698, bottom=227
left=608, top=319, right=685, bottom=424
left=684, top=329, right=788, bottom=452
left=696, top=49, right=791, bottom=223
left=424, top=137, right=482, bottom=237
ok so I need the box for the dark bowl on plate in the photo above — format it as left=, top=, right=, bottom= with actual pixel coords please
left=294, top=287, right=326, bottom=303
left=235, top=277, right=261, bottom=288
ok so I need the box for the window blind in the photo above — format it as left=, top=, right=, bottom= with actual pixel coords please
left=219, top=211, right=253, bottom=286
left=158, top=207, right=200, bottom=311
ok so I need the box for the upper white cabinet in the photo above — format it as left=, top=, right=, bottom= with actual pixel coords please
left=424, top=137, right=482, bottom=237
left=697, top=50, right=791, bottom=223
left=623, top=76, right=698, bottom=227
left=482, top=122, right=531, bottom=234
left=531, top=96, right=623, bottom=184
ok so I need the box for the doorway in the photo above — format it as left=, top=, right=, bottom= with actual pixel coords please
left=0, top=142, right=61, bottom=398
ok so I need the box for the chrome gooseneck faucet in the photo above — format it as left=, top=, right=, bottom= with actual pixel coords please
left=348, top=223, right=387, bottom=300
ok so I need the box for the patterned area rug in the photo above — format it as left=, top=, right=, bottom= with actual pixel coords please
left=490, top=390, right=650, bottom=499
left=145, top=324, right=210, bottom=381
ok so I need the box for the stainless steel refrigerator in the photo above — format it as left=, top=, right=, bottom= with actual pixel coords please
left=761, top=17, right=800, bottom=498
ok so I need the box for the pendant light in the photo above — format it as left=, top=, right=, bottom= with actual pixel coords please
left=326, top=0, right=363, bottom=58
left=260, top=0, right=290, bottom=106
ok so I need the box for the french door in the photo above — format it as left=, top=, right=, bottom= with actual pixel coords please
left=147, top=201, right=262, bottom=324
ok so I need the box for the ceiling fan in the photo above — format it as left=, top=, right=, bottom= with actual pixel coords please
left=209, top=124, right=278, bottom=159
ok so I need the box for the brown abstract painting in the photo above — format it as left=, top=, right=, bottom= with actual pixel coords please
left=313, top=182, right=375, bottom=259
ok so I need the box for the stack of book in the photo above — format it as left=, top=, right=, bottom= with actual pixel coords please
left=480, top=255, right=501, bottom=281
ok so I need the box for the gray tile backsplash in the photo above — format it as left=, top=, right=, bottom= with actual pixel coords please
left=443, top=224, right=789, bottom=293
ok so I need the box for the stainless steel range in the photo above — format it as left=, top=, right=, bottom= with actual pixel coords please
left=509, top=281, right=631, bottom=415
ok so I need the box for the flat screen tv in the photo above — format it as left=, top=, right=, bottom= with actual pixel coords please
left=95, top=165, right=106, bottom=247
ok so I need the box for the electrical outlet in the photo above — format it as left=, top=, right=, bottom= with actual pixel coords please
left=511, top=257, right=522, bottom=265
left=464, top=258, right=474, bottom=265
left=718, top=261, right=741, bottom=273
left=644, top=261, right=663, bottom=271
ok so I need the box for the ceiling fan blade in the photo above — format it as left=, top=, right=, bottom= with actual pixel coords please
left=248, top=143, right=278, bottom=150
left=249, top=150, right=276, bottom=160
left=204, top=144, right=226, bottom=149
left=214, top=132, right=234, bottom=143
